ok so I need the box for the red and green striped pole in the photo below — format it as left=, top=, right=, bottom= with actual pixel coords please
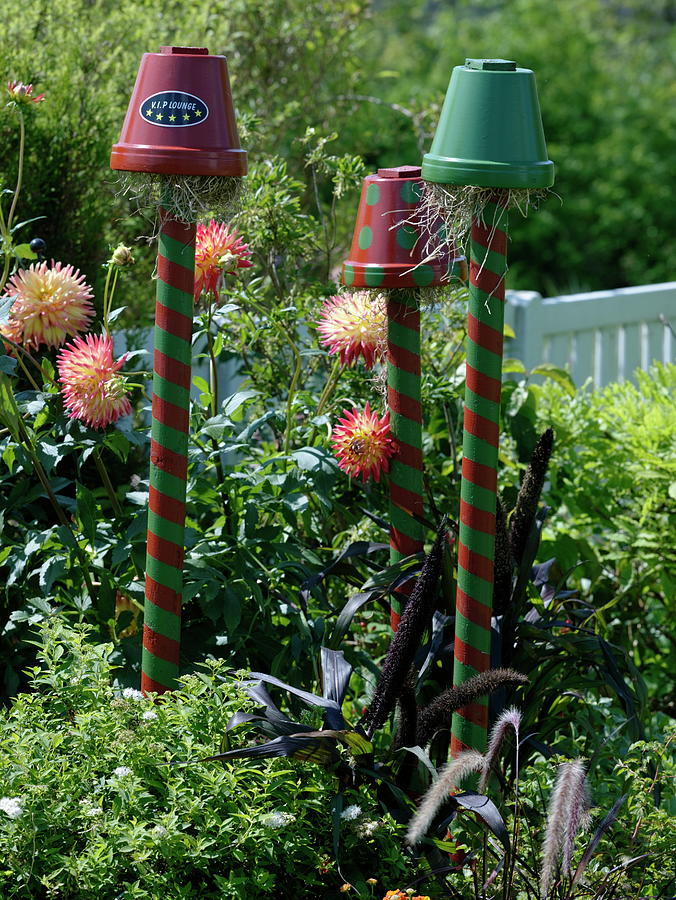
left=451, top=196, right=508, bottom=753
left=387, top=290, right=424, bottom=630
left=142, top=210, right=196, bottom=694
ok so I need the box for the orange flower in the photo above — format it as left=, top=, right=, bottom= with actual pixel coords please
left=317, top=291, right=386, bottom=369
left=194, top=219, right=252, bottom=301
left=2, top=261, right=94, bottom=349
left=57, top=333, right=131, bottom=428
left=331, top=403, right=397, bottom=483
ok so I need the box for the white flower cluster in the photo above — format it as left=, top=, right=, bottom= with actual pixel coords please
left=142, top=710, right=158, bottom=721
left=121, top=688, right=145, bottom=701
left=359, top=820, right=381, bottom=837
left=79, top=799, right=103, bottom=817
left=0, top=797, right=23, bottom=819
left=340, top=804, right=362, bottom=821
left=112, top=766, right=133, bottom=778
left=261, top=811, right=295, bottom=829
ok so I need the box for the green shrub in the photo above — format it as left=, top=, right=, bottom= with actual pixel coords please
left=0, top=620, right=414, bottom=899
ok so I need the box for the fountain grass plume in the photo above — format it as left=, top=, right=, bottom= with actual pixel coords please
left=478, top=706, right=522, bottom=793
left=394, top=669, right=418, bottom=750
left=510, top=427, right=554, bottom=567
left=406, top=750, right=485, bottom=846
left=363, top=518, right=448, bottom=738
left=492, top=495, right=512, bottom=616
left=416, top=669, right=528, bottom=748
left=540, top=759, right=590, bottom=898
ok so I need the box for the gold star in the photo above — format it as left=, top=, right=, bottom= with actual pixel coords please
left=194, top=109, right=202, bottom=117
left=168, top=114, right=176, bottom=122
left=182, top=113, right=190, bottom=121
left=145, top=108, right=153, bottom=116
left=155, top=112, right=163, bottom=121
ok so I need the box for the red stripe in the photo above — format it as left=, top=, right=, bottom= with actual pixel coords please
left=158, top=252, right=195, bottom=297
left=147, top=532, right=185, bottom=570
left=460, top=499, right=496, bottom=535
left=461, top=458, right=498, bottom=493
left=155, top=301, right=193, bottom=342
left=142, top=673, right=172, bottom=695
left=160, top=213, right=196, bottom=246
left=451, top=734, right=472, bottom=757
left=465, top=363, right=502, bottom=404
left=149, top=485, right=186, bottom=526
left=390, top=481, right=424, bottom=515
left=388, top=387, right=422, bottom=421
left=391, top=529, right=423, bottom=558
left=390, top=609, right=401, bottom=631
left=454, top=635, right=490, bottom=675
left=141, top=624, right=180, bottom=664
left=453, top=699, right=489, bottom=729
left=395, top=441, right=423, bottom=469
left=387, top=298, right=420, bottom=330
left=388, top=343, right=421, bottom=375
left=467, top=313, right=503, bottom=357
left=152, top=395, right=190, bottom=433
left=154, top=349, right=191, bottom=391
left=455, top=586, right=492, bottom=630
left=458, top=543, right=494, bottom=582
left=149, top=441, right=188, bottom=480
left=463, top=409, right=499, bottom=447
left=470, top=260, right=506, bottom=300
left=145, top=574, right=181, bottom=616
left=472, top=217, right=507, bottom=257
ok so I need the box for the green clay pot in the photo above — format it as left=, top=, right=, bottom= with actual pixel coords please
left=422, top=59, right=555, bottom=190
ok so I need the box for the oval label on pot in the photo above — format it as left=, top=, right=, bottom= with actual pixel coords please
left=139, top=91, right=209, bottom=127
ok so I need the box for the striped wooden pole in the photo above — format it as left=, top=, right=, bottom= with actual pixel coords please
left=451, top=196, right=508, bottom=753
left=142, top=210, right=196, bottom=694
left=387, top=289, right=424, bottom=630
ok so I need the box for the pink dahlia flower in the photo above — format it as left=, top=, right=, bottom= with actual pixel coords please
left=194, top=219, right=252, bottom=301
left=2, top=261, right=94, bottom=349
left=7, top=81, right=45, bottom=104
left=317, top=291, right=386, bottom=369
left=57, top=333, right=131, bottom=429
left=331, top=403, right=397, bottom=482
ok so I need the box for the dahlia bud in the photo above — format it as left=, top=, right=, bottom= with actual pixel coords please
left=111, top=244, right=135, bottom=267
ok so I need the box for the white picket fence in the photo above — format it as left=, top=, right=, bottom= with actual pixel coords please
left=504, top=282, right=676, bottom=388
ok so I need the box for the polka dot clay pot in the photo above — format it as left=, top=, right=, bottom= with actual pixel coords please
left=110, top=46, right=247, bottom=177
left=341, top=165, right=465, bottom=289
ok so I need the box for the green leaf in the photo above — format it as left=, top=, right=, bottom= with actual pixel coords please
left=76, top=481, right=98, bottom=544
left=0, top=373, right=21, bottom=440
left=13, top=243, right=38, bottom=260
left=0, top=356, right=17, bottom=374
left=530, top=363, right=576, bottom=396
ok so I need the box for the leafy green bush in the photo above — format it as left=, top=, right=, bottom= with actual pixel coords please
left=0, top=620, right=414, bottom=899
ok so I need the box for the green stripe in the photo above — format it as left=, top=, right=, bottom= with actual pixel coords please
left=156, top=280, right=194, bottom=316
left=387, top=366, right=421, bottom=401
left=469, top=239, right=508, bottom=279
left=466, top=338, right=503, bottom=381
left=454, top=608, right=492, bottom=652
left=451, top=712, right=488, bottom=753
left=148, top=509, right=185, bottom=548
left=389, top=410, right=422, bottom=448
left=159, top=231, right=196, bottom=271
left=148, top=467, right=187, bottom=504
left=457, top=567, right=494, bottom=607
left=147, top=554, right=184, bottom=593
left=391, top=459, right=424, bottom=486
left=391, top=504, right=424, bottom=541
left=150, top=420, right=190, bottom=456
left=458, top=523, right=495, bottom=559
left=153, top=326, right=193, bottom=367
left=469, top=285, right=507, bottom=320
left=143, top=600, right=182, bottom=642
left=462, top=434, right=500, bottom=469
left=388, top=318, right=420, bottom=349
left=460, top=477, right=498, bottom=513
left=464, top=386, right=500, bottom=423
left=140, top=649, right=180, bottom=690
left=152, top=373, right=190, bottom=409
left=390, top=461, right=423, bottom=494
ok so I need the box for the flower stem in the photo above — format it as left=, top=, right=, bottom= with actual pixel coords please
left=0, top=111, right=25, bottom=291
left=308, top=357, right=344, bottom=445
